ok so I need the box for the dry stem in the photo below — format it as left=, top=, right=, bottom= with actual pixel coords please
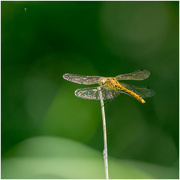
left=98, top=86, right=109, bottom=179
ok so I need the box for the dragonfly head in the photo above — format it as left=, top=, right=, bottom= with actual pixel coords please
left=99, top=77, right=107, bottom=85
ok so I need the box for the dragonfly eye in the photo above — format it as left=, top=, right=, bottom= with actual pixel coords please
left=100, top=78, right=107, bottom=86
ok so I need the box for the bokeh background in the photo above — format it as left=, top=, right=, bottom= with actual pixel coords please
left=1, top=1, right=179, bottom=179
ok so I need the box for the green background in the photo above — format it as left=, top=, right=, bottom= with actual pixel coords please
left=2, top=1, right=179, bottom=179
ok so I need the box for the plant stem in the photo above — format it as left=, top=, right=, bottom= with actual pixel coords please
left=98, top=87, right=109, bottom=179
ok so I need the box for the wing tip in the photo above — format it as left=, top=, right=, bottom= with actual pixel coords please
left=140, top=68, right=150, bottom=73
left=140, top=69, right=151, bottom=78
left=63, top=73, right=70, bottom=80
left=75, top=89, right=83, bottom=97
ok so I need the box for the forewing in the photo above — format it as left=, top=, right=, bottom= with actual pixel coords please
left=116, top=69, right=150, bottom=81
left=75, top=87, right=120, bottom=100
left=63, top=73, right=101, bottom=85
left=120, top=82, right=155, bottom=98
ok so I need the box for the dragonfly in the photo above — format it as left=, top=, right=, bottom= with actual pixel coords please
left=63, top=69, right=155, bottom=103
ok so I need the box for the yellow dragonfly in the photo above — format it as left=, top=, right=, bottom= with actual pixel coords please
left=63, top=69, right=155, bottom=103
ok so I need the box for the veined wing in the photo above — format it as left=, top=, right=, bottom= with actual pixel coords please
left=63, top=73, right=102, bottom=85
left=75, top=87, right=120, bottom=100
left=120, top=82, right=155, bottom=98
left=116, top=69, right=150, bottom=81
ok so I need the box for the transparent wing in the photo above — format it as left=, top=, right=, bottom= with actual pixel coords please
left=75, top=87, right=120, bottom=100
left=120, top=82, right=155, bottom=98
left=63, top=73, right=102, bottom=85
left=115, top=69, right=150, bottom=81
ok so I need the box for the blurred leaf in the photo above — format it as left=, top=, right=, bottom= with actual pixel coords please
left=2, top=136, right=178, bottom=179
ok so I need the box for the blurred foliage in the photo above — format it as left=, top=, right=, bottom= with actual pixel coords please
left=1, top=1, right=179, bottom=178
left=2, top=136, right=178, bottom=179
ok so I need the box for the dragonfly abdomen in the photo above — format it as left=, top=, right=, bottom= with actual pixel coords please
left=116, top=84, right=145, bottom=103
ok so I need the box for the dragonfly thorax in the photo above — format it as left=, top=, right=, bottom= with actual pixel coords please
left=99, top=77, right=118, bottom=89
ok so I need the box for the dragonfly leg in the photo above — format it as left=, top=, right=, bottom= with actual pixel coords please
left=103, top=98, right=114, bottom=107
left=101, top=90, right=114, bottom=107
